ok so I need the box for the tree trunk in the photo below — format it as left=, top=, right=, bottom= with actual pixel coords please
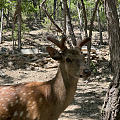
left=17, top=0, right=22, bottom=50
left=63, top=0, right=67, bottom=34
left=104, top=0, right=120, bottom=73
left=89, top=0, right=100, bottom=38
left=39, top=5, right=42, bottom=21
left=0, top=8, right=3, bottom=44
left=68, top=0, right=71, bottom=9
left=77, top=2, right=83, bottom=32
left=66, top=4, right=76, bottom=46
left=32, top=0, right=38, bottom=23
left=87, top=0, right=100, bottom=67
left=102, top=70, right=120, bottom=120
left=102, top=0, right=120, bottom=119
left=53, top=0, right=57, bottom=20
left=97, top=5, right=103, bottom=44
left=80, top=0, right=88, bottom=37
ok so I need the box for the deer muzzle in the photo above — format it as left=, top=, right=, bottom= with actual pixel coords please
left=80, top=68, right=91, bottom=78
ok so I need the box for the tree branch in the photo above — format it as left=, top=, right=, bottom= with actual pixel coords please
left=40, top=0, right=64, bottom=34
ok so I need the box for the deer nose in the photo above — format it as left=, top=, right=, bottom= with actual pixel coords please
left=83, top=69, right=91, bottom=76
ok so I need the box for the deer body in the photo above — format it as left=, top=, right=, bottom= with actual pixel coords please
left=0, top=65, right=78, bottom=120
left=0, top=37, right=91, bottom=120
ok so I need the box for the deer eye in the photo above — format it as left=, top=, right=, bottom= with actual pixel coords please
left=66, top=58, right=72, bottom=63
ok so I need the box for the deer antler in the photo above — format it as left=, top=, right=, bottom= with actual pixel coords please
left=47, top=34, right=67, bottom=50
left=77, top=37, right=91, bottom=48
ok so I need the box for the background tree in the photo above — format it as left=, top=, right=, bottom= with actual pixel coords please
left=0, top=8, right=3, bottom=43
left=53, top=0, right=57, bottom=20
left=97, top=2, right=103, bottom=44
left=12, top=0, right=22, bottom=50
left=0, top=0, right=108, bottom=52
left=66, top=2, right=76, bottom=46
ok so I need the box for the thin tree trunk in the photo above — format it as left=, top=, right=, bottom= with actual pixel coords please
left=39, top=5, right=42, bottom=21
left=80, top=0, right=88, bottom=37
left=0, top=8, right=3, bottom=44
left=32, top=0, right=38, bottom=23
left=12, top=0, right=22, bottom=50
left=89, top=0, right=100, bottom=38
left=53, top=0, right=57, bottom=20
left=17, top=0, right=22, bottom=50
left=68, top=0, right=71, bottom=9
left=87, top=0, right=100, bottom=66
left=97, top=6, right=103, bottom=44
left=77, top=2, right=83, bottom=32
left=63, top=0, right=67, bottom=34
left=12, top=24, right=15, bottom=50
left=66, top=4, right=76, bottom=46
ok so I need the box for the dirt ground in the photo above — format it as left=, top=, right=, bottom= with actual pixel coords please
left=0, top=28, right=112, bottom=120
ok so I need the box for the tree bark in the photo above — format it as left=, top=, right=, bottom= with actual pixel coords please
left=66, top=4, right=76, bottom=46
left=97, top=5, right=103, bottom=44
left=102, top=70, right=120, bottom=120
left=102, top=0, right=120, bottom=119
left=87, top=0, right=100, bottom=66
left=104, top=0, right=120, bottom=73
left=0, top=8, right=3, bottom=44
left=80, top=0, right=88, bottom=37
left=17, top=0, right=22, bottom=50
left=89, top=0, right=100, bottom=38
left=63, top=0, right=67, bottom=34
left=12, top=0, right=22, bottom=50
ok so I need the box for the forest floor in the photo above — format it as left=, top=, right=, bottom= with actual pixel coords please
left=0, top=26, right=112, bottom=120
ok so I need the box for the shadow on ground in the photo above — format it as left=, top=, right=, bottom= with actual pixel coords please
left=0, top=74, right=14, bottom=85
left=60, top=82, right=107, bottom=120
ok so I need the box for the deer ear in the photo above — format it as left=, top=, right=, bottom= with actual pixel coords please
left=78, top=37, right=91, bottom=48
left=46, top=47, right=62, bottom=61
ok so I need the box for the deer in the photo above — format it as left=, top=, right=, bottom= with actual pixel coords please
left=0, top=35, right=91, bottom=120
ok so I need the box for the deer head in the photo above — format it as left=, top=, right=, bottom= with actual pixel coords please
left=46, top=35, right=91, bottom=79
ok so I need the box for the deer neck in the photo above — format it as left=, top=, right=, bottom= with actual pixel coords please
left=53, top=63, right=78, bottom=105
left=58, top=63, right=78, bottom=87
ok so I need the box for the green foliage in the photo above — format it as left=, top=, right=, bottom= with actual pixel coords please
left=22, top=1, right=37, bottom=14
left=70, top=2, right=78, bottom=20
left=42, top=17, right=51, bottom=26
left=0, top=0, right=16, bottom=10
left=1, top=0, right=108, bottom=35
left=13, top=23, right=29, bottom=41
left=90, top=61, right=97, bottom=74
